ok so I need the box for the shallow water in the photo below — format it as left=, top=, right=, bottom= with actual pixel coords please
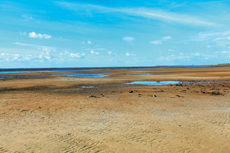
left=0, top=70, right=79, bottom=74
left=0, top=66, right=209, bottom=74
left=0, top=73, right=109, bottom=80
left=0, top=75, right=48, bottom=80
left=81, top=86, right=95, bottom=88
left=125, top=81, right=180, bottom=85
left=0, top=69, right=113, bottom=74
left=126, top=73, right=164, bottom=75
left=51, top=74, right=109, bottom=78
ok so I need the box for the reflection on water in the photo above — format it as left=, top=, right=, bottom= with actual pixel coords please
left=51, top=74, right=109, bottom=77
left=125, top=81, right=180, bottom=85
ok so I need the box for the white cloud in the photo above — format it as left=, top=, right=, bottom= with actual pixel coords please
left=126, top=53, right=136, bottom=56
left=108, top=51, right=112, bottom=54
left=90, top=50, right=99, bottom=55
left=24, top=55, right=32, bottom=60
left=221, top=51, right=230, bottom=54
left=162, top=36, right=172, bottom=40
left=191, top=30, right=230, bottom=42
left=187, top=29, right=230, bottom=50
left=70, top=53, right=80, bottom=57
left=215, top=36, right=230, bottom=41
left=150, top=40, right=162, bottom=45
left=44, top=55, right=51, bottom=60
left=11, top=54, right=19, bottom=60
left=123, top=37, right=135, bottom=42
left=13, top=42, right=56, bottom=52
left=61, top=51, right=69, bottom=55
left=22, top=15, right=33, bottom=21
left=168, top=49, right=174, bottom=52
left=150, top=36, right=172, bottom=45
left=59, top=51, right=83, bottom=58
left=56, top=2, right=221, bottom=27
left=0, top=53, right=34, bottom=62
left=196, top=0, right=230, bottom=5
left=29, top=32, right=52, bottom=39
left=20, top=31, right=27, bottom=36
left=88, top=40, right=92, bottom=44
left=158, top=52, right=219, bottom=62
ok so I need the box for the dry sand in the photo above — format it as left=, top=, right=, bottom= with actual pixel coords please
left=0, top=67, right=230, bottom=153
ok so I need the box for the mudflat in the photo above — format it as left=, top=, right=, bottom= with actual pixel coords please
left=0, top=67, right=230, bottom=153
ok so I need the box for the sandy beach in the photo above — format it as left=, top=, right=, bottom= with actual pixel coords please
left=0, top=66, right=230, bottom=153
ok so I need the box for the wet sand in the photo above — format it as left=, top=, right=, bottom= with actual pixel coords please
left=0, top=67, right=230, bottom=153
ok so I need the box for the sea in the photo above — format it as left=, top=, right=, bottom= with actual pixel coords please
left=0, top=66, right=208, bottom=74
left=0, top=66, right=209, bottom=80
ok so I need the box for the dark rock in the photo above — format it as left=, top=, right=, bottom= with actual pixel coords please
left=176, top=95, right=180, bottom=97
left=156, top=90, right=164, bottom=92
left=211, top=91, right=222, bottom=95
left=129, top=91, right=134, bottom=93
left=89, top=95, right=97, bottom=98
left=21, top=110, right=29, bottom=112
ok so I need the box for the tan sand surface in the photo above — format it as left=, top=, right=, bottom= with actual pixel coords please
left=0, top=67, right=230, bottom=152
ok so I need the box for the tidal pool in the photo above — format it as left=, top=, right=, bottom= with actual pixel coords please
left=126, top=73, right=164, bottom=75
left=125, top=81, right=180, bottom=85
left=81, top=86, right=95, bottom=88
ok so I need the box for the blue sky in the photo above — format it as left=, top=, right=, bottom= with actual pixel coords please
left=0, top=0, right=230, bottom=68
